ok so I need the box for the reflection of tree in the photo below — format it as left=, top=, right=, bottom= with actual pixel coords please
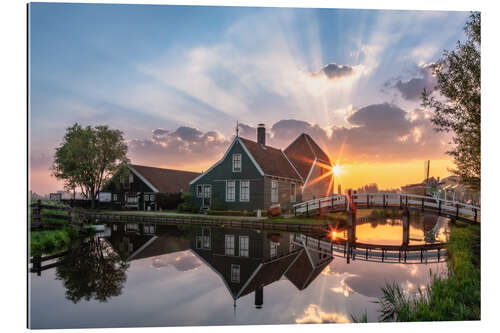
left=55, top=238, right=129, bottom=303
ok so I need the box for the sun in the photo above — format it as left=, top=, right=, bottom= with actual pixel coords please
left=332, top=164, right=343, bottom=176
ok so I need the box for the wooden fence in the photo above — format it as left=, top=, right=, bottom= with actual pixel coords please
left=29, top=200, right=75, bottom=229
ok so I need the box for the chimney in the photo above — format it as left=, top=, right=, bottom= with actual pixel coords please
left=254, top=286, right=263, bottom=309
left=257, top=124, right=266, bottom=146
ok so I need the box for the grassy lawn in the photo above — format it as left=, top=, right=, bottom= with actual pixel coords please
left=30, top=228, right=79, bottom=256
left=355, top=222, right=480, bottom=322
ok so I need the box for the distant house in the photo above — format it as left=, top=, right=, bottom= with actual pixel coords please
left=104, top=164, right=200, bottom=210
left=189, top=124, right=332, bottom=212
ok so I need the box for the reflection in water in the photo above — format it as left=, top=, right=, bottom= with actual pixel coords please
left=29, top=216, right=449, bottom=328
left=55, top=238, right=129, bottom=303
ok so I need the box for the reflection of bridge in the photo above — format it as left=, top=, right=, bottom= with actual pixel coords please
left=292, top=234, right=447, bottom=264
left=293, top=193, right=480, bottom=223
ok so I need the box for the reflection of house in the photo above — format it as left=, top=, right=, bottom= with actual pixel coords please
left=106, top=223, right=190, bottom=261
left=103, top=164, right=200, bottom=210
left=285, top=243, right=333, bottom=290
left=190, top=227, right=332, bottom=307
left=189, top=124, right=332, bottom=212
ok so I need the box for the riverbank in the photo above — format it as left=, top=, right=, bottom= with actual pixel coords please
left=30, top=228, right=77, bottom=256
left=366, top=222, right=480, bottom=322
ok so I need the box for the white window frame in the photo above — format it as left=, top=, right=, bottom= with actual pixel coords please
left=225, top=235, right=235, bottom=256
left=271, top=180, right=279, bottom=203
left=240, top=180, right=250, bottom=202
left=290, top=183, right=296, bottom=203
left=129, top=173, right=134, bottom=183
left=231, top=264, right=240, bottom=283
left=232, top=154, right=242, bottom=172
left=270, top=241, right=279, bottom=258
left=239, top=236, right=249, bottom=257
left=196, top=236, right=203, bottom=249
left=226, top=180, right=236, bottom=202
left=113, top=193, right=118, bottom=201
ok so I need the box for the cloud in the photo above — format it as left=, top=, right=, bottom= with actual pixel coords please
left=313, top=63, right=355, bottom=80
left=151, top=252, right=202, bottom=271
left=295, top=304, right=350, bottom=324
left=128, top=126, right=231, bottom=169
left=127, top=103, right=450, bottom=170
left=389, top=63, right=437, bottom=100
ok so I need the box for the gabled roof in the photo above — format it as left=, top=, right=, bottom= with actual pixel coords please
left=284, top=133, right=331, bottom=180
left=129, top=164, right=200, bottom=193
left=239, top=137, right=302, bottom=181
left=285, top=248, right=333, bottom=290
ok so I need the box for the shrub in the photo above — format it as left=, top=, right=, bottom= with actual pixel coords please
left=177, top=193, right=199, bottom=213
left=157, top=192, right=183, bottom=210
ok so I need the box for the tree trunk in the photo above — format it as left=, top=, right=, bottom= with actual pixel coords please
left=90, top=192, right=96, bottom=209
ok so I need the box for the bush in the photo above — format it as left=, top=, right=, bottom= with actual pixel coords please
left=157, top=192, right=183, bottom=210
left=30, top=227, right=77, bottom=256
left=177, top=193, right=199, bottom=213
left=206, top=210, right=267, bottom=217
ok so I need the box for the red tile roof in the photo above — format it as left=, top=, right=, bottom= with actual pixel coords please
left=239, top=137, right=302, bottom=181
left=130, top=164, right=200, bottom=193
left=284, top=134, right=331, bottom=180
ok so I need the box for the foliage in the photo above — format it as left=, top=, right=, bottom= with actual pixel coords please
left=369, top=224, right=480, bottom=322
left=157, top=192, right=183, bottom=210
left=55, top=237, right=129, bottom=303
left=30, top=227, right=78, bottom=256
left=206, top=210, right=267, bottom=217
left=51, top=123, right=129, bottom=208
left=422, top=12, right=480, bottom=190
left=177, top=193, right=199, bottom=213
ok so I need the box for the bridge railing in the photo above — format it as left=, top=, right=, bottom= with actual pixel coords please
left=293, top=192, right=480, bottom=222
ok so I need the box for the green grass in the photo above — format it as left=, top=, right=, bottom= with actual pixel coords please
left=30, top=228, right=79, bottom=256
left=364, top=223, right=480, bottom=322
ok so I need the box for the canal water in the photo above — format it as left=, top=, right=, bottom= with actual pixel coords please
left=29, top=215, right=449, bottom=328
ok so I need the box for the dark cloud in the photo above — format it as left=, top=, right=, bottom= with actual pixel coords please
left=128, top=104, right=449, bottom=170
left=316, top=63, right=355, bottom=80
left=129, top=125, right=231, bottom=168
left=389, top=63, right=437, bottom=100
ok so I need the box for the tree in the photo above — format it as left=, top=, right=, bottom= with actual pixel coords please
left=55, top=238, right=129, bottom=303
left=422, top=12, right=480, bottom=191
left=51, top=124, right=129, bottom=208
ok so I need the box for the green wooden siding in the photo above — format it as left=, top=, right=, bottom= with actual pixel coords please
left=190, top=139, right=265, bottom=210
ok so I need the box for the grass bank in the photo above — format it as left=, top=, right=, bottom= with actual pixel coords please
left=30, top=228, right=79, bottom=256
left=355, top=222, right=480, bottom=322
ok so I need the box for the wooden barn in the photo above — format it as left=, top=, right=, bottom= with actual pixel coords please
left=189, top=124, right=333, bottom=212
left=103, top=164, right=200, bottom=210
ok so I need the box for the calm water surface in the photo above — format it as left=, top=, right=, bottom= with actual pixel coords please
left=29, top=215, right=449, bottom=328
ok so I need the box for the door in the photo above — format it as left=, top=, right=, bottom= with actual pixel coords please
left=202, top=185, right=211, bottom=208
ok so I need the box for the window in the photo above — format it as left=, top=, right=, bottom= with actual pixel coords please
left=196, top=236, right=203, bottom=249
left=197, top=185, right=203, bottom=198
left=113, top=193, right=118, bottom=201
left=240, top=180, right=250, bottom=202
left=144, top=194, right=149, bottom=201
left=270, top=241, right=279, bottom=258
left=149, top=194, right=155, bottom=202
left=232, top=154, right=242, bottom=172
left=129, top=173, right=134, bottom=183
left=225, top=235, right=235, bottom=256
left=271, top=180, right=278, bottom=203
left=239, top=236, right=249, bottom=257
left=226, top=181, right=236, bottom=202
left=290, top=183, right=296, bottom=203
left=231, top=264, right=240, bottom=283
left=143, top=224, right=155, bottom=234
left=203, top=228, right=211, bottom=249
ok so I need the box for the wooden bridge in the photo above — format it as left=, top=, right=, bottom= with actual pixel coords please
left=293, top=192, right=480, bottom=223
left=292, top=234, right=447, bottom=264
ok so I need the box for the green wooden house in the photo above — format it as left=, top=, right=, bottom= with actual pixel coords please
left=190, top=124, right=332, bottom=212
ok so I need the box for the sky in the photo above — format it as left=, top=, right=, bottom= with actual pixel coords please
left=28, top=3, right=470, bottom=195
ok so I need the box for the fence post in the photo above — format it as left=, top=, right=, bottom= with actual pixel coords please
left=474, top=208, right=477, bottom=223
left=294, top=205, right=296, bottom=216
left=383, top=194, right=386, bottom=208
left=438, top=200, right=442, bottom=215
left=318, top=200, right=321, bottom=215
left=421, top=198, right=424, bottom=212
left=456, top=203, right=459, bottom=219
left=405, top=195, right=408, bottom=207
left=306, top=202, right=309, bottom=216
left=367, top=195, right=370, bottom=208
left=400, top=195, right=402, bottom=209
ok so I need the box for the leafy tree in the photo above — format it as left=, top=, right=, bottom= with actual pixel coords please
left=51, top=124, right=129, bottom=208
left=422, top=12, right=480, bottom=191
left=55, top=238, right=129, bottom=303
